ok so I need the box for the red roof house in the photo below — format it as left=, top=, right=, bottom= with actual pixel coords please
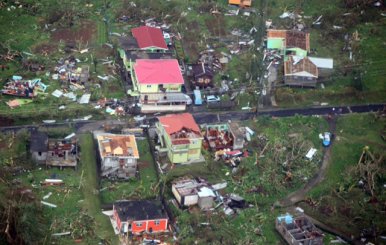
left=133, top=59, right=184, bottom=86
left=157, top=113, right=203, bottom=164
left=158, top=113, right=200, bottom=136
left=131, top=26, right=168, bottom=50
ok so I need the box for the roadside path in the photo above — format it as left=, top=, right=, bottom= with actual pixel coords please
left=277, top=117, right=337, bottom=207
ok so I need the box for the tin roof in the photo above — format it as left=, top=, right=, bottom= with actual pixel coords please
left=131, top=26, right=168, bottom=50
left=158, top=113, right=200, bottom=136
left=133, top=59, right=184, bottom=85
left=97, top=134, right=139, bottom=159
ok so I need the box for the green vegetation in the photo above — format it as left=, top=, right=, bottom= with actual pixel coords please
left=269, top=0, right=386, bottom=107
left=100, top=139, right=159, bottom=203
left=163, top=115, right=329, bottom=243
left=79, top=133, right=118, bottom=244
left=302, top=113, right=386, bottom=241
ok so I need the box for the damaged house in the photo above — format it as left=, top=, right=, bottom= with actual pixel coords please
left=30, top=131, right=78, bottom=168
left=130, top=59, right=190, bottom=113
left=284, top=56, right=318, bottom=87
left=1, top=76, right=47, bottom=98
left=267, top=29, right=310, bottom=54
left=172, top=177, right=216, bottom=210
left=203, top=122, right=246, bottom=151
left=46, top=138, right=78, bottom=168
left=112, top=200, right=169, bottom=235
left=187, top=63, right=214, bottom=88
left=276, top=214, right=324, bottom=245
left=156, top=113, right=203, bottom=164
left=54, top=57, right=89, bottom=88
left=96, top=133, right=139, bottom=179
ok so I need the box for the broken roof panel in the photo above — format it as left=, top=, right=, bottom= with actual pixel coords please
left=97, top=134, right=139, bottom=159
left=284, top=56, right=318, bottom=78
left=131, top=26, right=168, bottom=50
left=158, top=113, right=200, bottom=136
left=134, top=59, right=184, bottom=85
left=78, top=94, right=91, bottom=104
left=267, top=38, right=285, bottom=49
left=267, top=29, right=310, bottom=51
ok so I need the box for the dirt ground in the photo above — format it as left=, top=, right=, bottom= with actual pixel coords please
left=51, top=21, right=96, bottom=44
left=33, top=43, right=58, bottom=56
left=0, top=116, right=14, bottom=127
left=205, top=15, right=227, bottom=37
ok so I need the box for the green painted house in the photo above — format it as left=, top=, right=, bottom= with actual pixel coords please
left=156, top=113, right=203, bottom=164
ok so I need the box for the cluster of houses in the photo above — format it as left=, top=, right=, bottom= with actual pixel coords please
left=266, top=29, right=333, bottom=87
left=118, top=25, right=191, bottom=113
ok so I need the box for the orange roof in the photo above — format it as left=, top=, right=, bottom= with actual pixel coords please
left=229, top=0, right=252, bottom=6
left=97, top=134, right=139, bottom=158
left=284, top=56, right=318, bottom=78
left=158, top=113, right=201, bottom=139
left=267, top=29, right=310, bottom=51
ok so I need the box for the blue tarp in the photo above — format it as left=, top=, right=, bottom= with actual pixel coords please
left=277, top=214, right=293, bottom=224
left=193, top=89, right=202, bottom=105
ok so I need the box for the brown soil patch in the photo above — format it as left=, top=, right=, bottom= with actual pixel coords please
left=139, top=161, right=150, bottom=168
left=0, top=116, right=14, bottom=127
left=33, top=42, right=58, bottom=56
left=205, top=15, right=227, bottom=37
left=51, top=21, right=96, bottom=44
left=107, top=85, right=120, bottom=92
left=94, top=47, right=114, bottom=59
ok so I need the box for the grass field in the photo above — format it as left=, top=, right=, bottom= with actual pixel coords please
left=301, top=113, right=386, bottom=242
left=78, top=133, right=118, bottom=244
left=8, top=132, right=118, bottom=244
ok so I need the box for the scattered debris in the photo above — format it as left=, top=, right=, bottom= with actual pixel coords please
left=6, top=99, right=32, bottom=108
left=1, top=77, right=47, bottom=98
left=78, top=94, right=91, bottom=104
left=41, top=201, right=57, bottom=208
left=305, top=148, right=317, bottom=160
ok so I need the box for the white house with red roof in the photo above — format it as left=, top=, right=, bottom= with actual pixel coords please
left=130, top=59, right=190, bottom=113
left=156, top=113, right=203, bottom=164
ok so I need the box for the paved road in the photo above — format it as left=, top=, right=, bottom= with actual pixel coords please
left=0, top=104, right=384, bottom=133
left=193, top=103, right=385, bottom=124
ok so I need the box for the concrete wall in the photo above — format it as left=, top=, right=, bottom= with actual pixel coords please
left=31, top=151, right=47, bottom=164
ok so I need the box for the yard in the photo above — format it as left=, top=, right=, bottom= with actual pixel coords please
left=100, top=139, right=159, bottom=204
left=299, top=113, right=386, bottom=243
left=163, top=115, right=331, bottom=244
left=0, top=130, right=119, bottom=244
left=0, top=0, right=126, bottom=125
